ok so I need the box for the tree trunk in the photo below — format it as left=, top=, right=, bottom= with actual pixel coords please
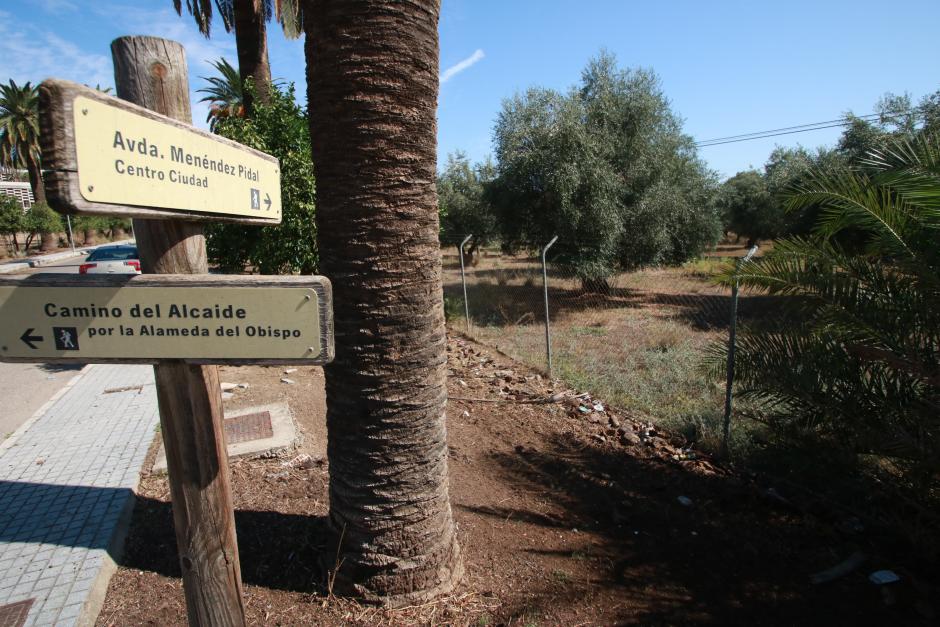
left=305, top=0, right=462, bottom=606
left=82, top=229, right=97, bottom=246
left=26, top=152, right=46, bottom=206
left=40, top=232, right=57, bottom=251
left=233, top=0, right=272, bottom=115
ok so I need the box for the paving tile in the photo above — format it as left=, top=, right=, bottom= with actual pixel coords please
left=0, top=365, right=159, bottom=626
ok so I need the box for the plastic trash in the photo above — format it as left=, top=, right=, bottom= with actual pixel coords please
left=869, top=570, right=901, bottom=585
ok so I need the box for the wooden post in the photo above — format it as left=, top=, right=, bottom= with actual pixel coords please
left=110, top=36, right=246, bottom=626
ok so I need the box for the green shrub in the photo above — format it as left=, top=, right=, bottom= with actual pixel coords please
left=710, top=134, right=940, bottom=501
left=206, top=82, right=317, bottom=274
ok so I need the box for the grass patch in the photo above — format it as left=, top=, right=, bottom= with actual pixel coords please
left=570, top=325, right=607, bottom=337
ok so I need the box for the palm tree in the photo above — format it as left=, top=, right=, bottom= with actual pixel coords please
left=0, top=80, right=45, bottom=205
left=714, top=133, right=940, bottom=493
left=198, top=57, right=244, bottom=130
left=0, top=80, right=58, bottom=250
left=173, top=0, right=300, bottom=115
left=304, top=0, right=462, bottom=606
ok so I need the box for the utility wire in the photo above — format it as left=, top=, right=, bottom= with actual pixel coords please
left=695, top=111, right=916, bottom=148
left=697, top=122, right=860, bottom=147
left=696, top=114, right=881, bottom=146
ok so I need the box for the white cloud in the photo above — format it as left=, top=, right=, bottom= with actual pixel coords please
left=102, top=4, right=236, bottom=79
left=440, top=49, right=484, bottom=85
left=92, top=3, right=238, bottom=128
left=0, top=11, right=110, bottom=88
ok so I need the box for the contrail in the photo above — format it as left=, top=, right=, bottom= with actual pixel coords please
left=440, top=49, right=485, bottom=84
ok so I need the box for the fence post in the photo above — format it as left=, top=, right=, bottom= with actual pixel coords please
left=542, top=236, right=559, bottom=377
left=459, top=234, right=472, bottom=333
left=721, top=244, right=758, bottom=459
left=65, top=215, right=75, bottom=253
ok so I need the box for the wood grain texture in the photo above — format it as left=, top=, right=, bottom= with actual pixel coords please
left=38, top=77, right=278, bottom=225
left=0, top=273, right=334, bottom=366
left=111, top=35, right=247, bottom=627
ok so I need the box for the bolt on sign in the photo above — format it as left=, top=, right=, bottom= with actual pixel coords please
left=0, top=275, right=333, bottom=364
left=39, top=79, right=282, bottom=224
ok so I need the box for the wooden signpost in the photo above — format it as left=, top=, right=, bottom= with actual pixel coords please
left=2, top=36, right=328, bottom=626
left=0, top=274, right=333, bottom=364
left=40, top=79, right=282, bottom=224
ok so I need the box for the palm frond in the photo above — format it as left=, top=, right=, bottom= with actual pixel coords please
left=785, top=169, right=915, bottom=260
left=864, top=134, right=940, bottom=220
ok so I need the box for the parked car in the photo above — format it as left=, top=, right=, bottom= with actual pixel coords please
left=79, top=245, right=141, bottom=274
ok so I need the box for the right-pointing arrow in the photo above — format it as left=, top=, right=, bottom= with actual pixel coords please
left=20, top=328, right=43, bottom=350
left=264, top=193, right=271, bottom=210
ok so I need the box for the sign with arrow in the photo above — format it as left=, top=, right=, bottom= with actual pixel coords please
left=20, top=329, right=44, bottom=350
left=0, top=274, right=333, bottom=364
left=39, top=79, right=282, bottom=225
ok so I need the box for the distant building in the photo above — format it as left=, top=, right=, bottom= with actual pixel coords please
left=0, top=181, right=34, bottom=210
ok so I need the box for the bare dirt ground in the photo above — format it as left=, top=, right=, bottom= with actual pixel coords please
left=96, top=334, right=936, bottom=626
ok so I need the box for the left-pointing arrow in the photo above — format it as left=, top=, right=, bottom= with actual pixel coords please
left=20, top=328, right=43, bottom=350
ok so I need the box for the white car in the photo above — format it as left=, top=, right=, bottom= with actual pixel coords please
left=79, top=245, right=141, bottom=274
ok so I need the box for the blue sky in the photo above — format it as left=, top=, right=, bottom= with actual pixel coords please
left=4, top=0, right=939, bottom=179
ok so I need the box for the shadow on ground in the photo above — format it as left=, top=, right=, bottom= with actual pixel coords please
left=444, top=278, right=786, bottom=332
left=475, top=432, right=936, bottom=625
left=116, top=495, right=329, bottom=594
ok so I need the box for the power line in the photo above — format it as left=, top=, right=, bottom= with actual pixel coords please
left=696, top=122, right=861, bottom=147
left=694, top=111, right=917, bottom=148
left=695, top=114, right=881, bottom=146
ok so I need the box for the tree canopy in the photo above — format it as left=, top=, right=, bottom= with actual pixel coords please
left=198, top=57, right=244, bottom=129
left=437, top=151, right=497, bottom=258
left=487, top=52, right=720, bottom=283
left=206, top=82, right=317, bottom=274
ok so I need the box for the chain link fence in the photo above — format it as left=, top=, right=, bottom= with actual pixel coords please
left=441, top=234, right=776, bottom=454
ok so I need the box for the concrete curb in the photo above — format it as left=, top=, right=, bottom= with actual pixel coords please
left=0, top=262, right=31, bottom=274
left=28, top=240, right=136, bottom=268
left=0, top=239, right=135, bottom=273
left=76, top=457, right=143, bottom=627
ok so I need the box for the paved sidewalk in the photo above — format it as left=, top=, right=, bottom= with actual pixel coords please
left=0, top=365, right=158, bottom=626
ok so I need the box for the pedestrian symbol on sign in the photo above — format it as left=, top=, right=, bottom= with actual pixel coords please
left=250, top=188, right=261, bottom=210
left=53, top=327, right=79, bottom=351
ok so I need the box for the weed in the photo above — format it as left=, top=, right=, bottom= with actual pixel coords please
left=552, top=569, right=571, bottom=583
left=443, top=295, right=465, bottom=323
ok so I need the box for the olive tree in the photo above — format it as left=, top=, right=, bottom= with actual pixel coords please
left=437, top=151, right=497, bottom=261
left=489, top=52, right=719, bottom=288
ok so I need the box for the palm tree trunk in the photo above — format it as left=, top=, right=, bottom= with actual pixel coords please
left=26, top=152, right=46, bottom=205
left=40, top=232, right=57, bottom=251
left=304, top=0, right=462, bottom=605
left=233, top=0, right=272, bottom=114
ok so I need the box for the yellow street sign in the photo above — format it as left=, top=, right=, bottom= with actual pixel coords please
left=0, top=275, right=333, bottom=364
left=40, top=79, right=282, bottom=224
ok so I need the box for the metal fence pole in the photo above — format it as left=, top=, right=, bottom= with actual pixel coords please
left=721, top=245, right=758, bottom=458
left=65, top=215, right=75, bottom=253
left=459, top=234, right=473, bottom=333
left=542, top=236, right=559, bottom=377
